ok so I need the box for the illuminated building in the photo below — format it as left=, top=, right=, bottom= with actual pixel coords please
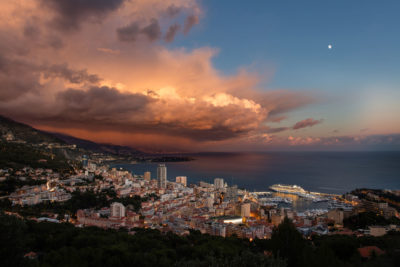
left=111, top=202, right=125, bottom=218
left=176, top=176, right=187, bottom=187
left=82, top=155, right=88, bottom=168
left=144, top=171, right=151, bottom=181
left=241, top=202, right=251, bottom=217
left=157, top=164, right=167, bottom=189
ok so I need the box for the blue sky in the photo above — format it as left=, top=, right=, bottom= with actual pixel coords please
left=171, top=0, right=400, bottom=136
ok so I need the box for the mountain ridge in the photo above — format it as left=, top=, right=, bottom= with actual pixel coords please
left=0, top=115, right=65, bottom=144
left=51, top=132, right=143, bottom=156
left=0, top=114, right=143, bottom=156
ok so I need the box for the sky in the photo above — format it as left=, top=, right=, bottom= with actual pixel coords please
left=0, top=0, right=399, bottom=152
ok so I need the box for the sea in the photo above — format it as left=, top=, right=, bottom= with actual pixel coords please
left=113, top=151, right=400, bottom=195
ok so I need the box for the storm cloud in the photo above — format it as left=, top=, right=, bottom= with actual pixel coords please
left=0, top=0, right=329, bottom=151
left=117, top=19, right=162, bottom=42
left=41, top=0, right=126, bottom=31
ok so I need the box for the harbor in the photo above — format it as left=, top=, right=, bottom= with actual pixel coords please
left=252, top=184, right=349, bottom=212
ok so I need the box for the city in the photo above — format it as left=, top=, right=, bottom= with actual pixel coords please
left=2, top=157, right=399, bottom=241
left=1, top=0, right=400, bottom=266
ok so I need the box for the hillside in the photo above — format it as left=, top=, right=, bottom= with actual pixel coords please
left=0, top=114, right=143, bottom=157
left=0, top=142, right=73, bottom=171
left=0, top=115, right=78, bottom=170
left=52, top=133, right=143, bottom=156
left=0, top=115, right=188, bottom=164
left=0, top=115, right=64, bottom=145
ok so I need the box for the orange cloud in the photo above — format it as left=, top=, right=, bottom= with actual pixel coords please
left=0, top=0, right=317, bottom=151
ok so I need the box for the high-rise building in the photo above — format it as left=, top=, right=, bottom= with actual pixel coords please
left=111, top=202, right=125, bottom=218
left=82, top=155, right=88, bottom=168
left=206, top=197, right=214, bottom=209
left=144, top=171, right=151, bottom=181
left=157, top=164, right=167, bottom=188
left=241, top=203, right=251, bottom=217
left=214, top=178, right=224, bottom=190
left=176, top=176, right=187, bottom=187
left=226, top=185, right=238, bottom=201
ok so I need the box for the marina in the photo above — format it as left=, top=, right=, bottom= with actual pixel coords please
left=251, top=184, right=351, bottom=212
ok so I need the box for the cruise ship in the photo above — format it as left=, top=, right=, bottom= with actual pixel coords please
left=269, top=184, right=331, bottom=202
left=269, top=184, right=307, bottom=195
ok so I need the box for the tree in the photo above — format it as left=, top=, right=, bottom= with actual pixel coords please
left=270, top=217, right=308, bottom=267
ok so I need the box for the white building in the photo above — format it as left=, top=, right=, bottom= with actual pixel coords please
left=214, top=178, right=224, bottom=190
left=206, top=197, right=214, bottom=209
left=157, top=164, right=167, bottom=189
left=176, top=176, right=187, bottom=187
left=369, top=226, right=387, bottom=237
left=111, top=202, right=126, bottom=218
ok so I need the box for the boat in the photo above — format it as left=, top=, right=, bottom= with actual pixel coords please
left=328, top=200, right=353, bottom=211
left=312, top=196, right=329, bottom=203
left=258, top=197, right=293, bottom=204
left=269, top=184, right=332, bottom=202
left=269, top=184, right=307, bottom=195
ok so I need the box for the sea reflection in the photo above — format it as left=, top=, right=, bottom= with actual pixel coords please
left=272, top=192, right=328, bottom=212
left=114, top=151, right=400, bottom=194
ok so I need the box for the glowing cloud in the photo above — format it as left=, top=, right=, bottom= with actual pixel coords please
left=0, top=0, right=320, bottom=151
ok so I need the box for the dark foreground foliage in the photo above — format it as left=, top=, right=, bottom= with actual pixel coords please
left=0, top=141, right=73, bottom=171
left=344, top=212, right=400, bottom=230
left=1, top=215, right=399, bottom=267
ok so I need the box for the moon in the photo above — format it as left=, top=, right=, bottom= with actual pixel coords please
left=328, top=44, right=333, bottom=50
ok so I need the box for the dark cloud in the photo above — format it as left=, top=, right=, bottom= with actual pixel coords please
left=0, top=56, right=100, bottom=102
left=117, top=19, right=161, bottom=42
left=23, top=22, right=64, bottom=50
left=0, top=55, right=41, bottom=101
left=183, top=15, right=199, bottom=35
left=117, top=22, right=140, bottom=42
left=21, top=18, right=64, bottom=49
left=141, top=19, right=162, bottom=41
left=164, top=24, right=180, bottom=42
left=23, top=24, right=41, bottom=40
left=293, top=118, right=323, bottom=130
left=54, top=86, right=149, bottom=122
left=47, top=35, right=64, bottom=49
left=166, top=5, right=182, bottom=18
left=42, top=64, right=101, bottom=84
left=41, top=0, right=126, bottom=31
